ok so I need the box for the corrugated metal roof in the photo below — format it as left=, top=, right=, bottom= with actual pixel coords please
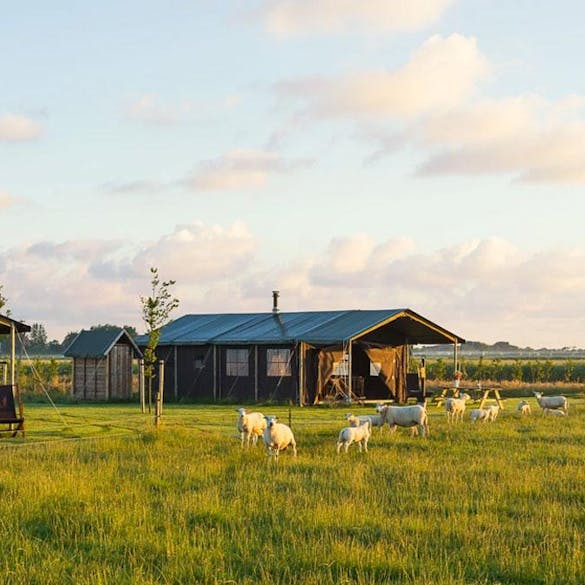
left=64, top=328, right=143, bottom=358
left=135, top=309, right=464, bottom=346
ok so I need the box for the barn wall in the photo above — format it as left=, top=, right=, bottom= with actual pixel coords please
left=162, top=343, right=300, bottom=403
left=72, top=357, right=108, bottom=400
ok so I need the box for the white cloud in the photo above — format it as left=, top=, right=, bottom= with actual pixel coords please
left=276, top=34, right=490, bottom=119
left=186, top=149, right=313, bottom=191
left=260, top=0, right=455, bottom=37
left=415, top=95, right=585, bottom=183
left=0, top=113, right=42, bottom=142
left=3, top=225, right=585, bottom=348
left=0, top=191, right=17, bottom=209
left=126, top=95, right=192, bottom=125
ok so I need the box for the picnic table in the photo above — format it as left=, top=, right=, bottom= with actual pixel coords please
left=433, top=385, right=505, bottom=409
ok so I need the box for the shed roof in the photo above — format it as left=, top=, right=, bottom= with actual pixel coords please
left=136, top=309, right=464, bottom=347
left=64, top=328, right=142, bottom=358
left=0, top=314, right=32, bottom=335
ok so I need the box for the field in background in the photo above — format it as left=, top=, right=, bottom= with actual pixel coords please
left=1, top=398, right=583, bottom=584
left=5, top=355, right=585, bottom=404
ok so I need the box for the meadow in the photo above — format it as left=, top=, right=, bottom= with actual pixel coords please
left=0, top=396, right=583, bottom=585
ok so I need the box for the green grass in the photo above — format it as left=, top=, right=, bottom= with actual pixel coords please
left=1, top=398, right=583, bottom=584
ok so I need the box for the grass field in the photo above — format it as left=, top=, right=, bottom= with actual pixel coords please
left=1, top=397, right=583, bottom=584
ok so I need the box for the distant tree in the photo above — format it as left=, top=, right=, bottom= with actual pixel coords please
left=26, top=323, right=48, bottom=354
left=140, top=267, right=179, bottom=412
left=89, top=323, right=138, bottom=338
left=60, top=331, right=79, bottom=352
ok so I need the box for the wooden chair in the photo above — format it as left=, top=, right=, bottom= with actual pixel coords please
left=0, top=384, right=25, bottom=438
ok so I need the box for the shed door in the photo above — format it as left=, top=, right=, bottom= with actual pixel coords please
left=109, top=344, right=132, bottom=399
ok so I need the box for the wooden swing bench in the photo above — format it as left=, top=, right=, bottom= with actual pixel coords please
left=0, top=384, right=25, bottom=438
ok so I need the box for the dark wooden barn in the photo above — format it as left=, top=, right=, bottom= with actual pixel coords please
left=136, top=307, right=464, bottom=405
left=64, top=329, right=142, bottom=401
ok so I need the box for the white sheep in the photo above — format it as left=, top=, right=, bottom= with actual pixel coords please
left=445, top=394, right=470, bottom=423
left=262, top=415, right=297, bottom=459
left=336, top=419, right=371, bottom=454
left=517, top=400, right=531, bottom=415
left=543, top=408, right=567, bottom=417
left=345, top=411, right=384, bottom=433
left=469, top=408, right=491, bottom=422
left=236, top=408, right=266, bottom=448
left=533, top=392, right=568, bottom=415
left=379, top=404, right=429, bottom=437
left=486, top=404, right=500, bottom=421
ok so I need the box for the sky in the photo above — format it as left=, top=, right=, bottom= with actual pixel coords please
left=2, top=0, right=585, bottom=348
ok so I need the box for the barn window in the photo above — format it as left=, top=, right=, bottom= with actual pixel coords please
left=370, top=361, right=382, bottom=376
left=266, top=349, right=291, bottom=377
left=332, top=353, right=349, bottom=376
left=194, top=354, right=205, bottom=369
left=226, top=349, right=249, bottom=376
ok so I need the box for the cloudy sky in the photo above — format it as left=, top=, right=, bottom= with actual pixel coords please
left=2, top=0, right=585, bottom=348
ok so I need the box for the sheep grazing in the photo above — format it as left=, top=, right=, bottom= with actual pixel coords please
left=379, top=404, right=429, bottom=437
left=445, top=394, right=470, bottom=423
left=543, top=408, right=567, bottom=417
left=262, top=415, right=297, bottom=459
left=336, top=419, right=371, bottom=454
left=470, top=408, right=491, bottom=422
left=517, top=400, right=532, bottom=415
left=533, top=391, right=568, bottom=415
left=236, top=408, right=267, bottom=448
left=345, top=411, right=384, bottom=433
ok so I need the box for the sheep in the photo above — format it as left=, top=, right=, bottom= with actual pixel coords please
left=379, top=404, right=429, bottom=437
left=517, top=400, right=532, bottom=416
left=543, top=408, right=567, bottom=417
left=262, top=415, right=297, bottom=459
left=336, top=419, right=371, bottom=454
left=470, top=408, right=491, bottom=422
left=345, top=411, right=384, bottom=433
left=236, top=408, right=266, bottom=448
left=533, top=392, right=568, bottom=415
left=445, top=394, right=470, bottom=423
left=486, top=404, right=500, bottom=421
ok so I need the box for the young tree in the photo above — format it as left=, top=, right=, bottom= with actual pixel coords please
left=26, top=323, right=48, bottom=354
left=140, top=267, right=179, bottom=413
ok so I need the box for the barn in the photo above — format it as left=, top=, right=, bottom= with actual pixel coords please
left=64, top=328, right=142, bottom=401
left=137, top=302, right=464, bottom=405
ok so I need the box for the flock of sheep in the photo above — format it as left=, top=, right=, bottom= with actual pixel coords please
left=235, top=391, right=570, bottom=459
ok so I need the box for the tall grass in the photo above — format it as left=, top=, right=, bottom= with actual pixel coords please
left=0, top=400, right=583, bottom=584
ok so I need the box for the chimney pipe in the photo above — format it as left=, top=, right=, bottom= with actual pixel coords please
left=272, top=290, right=280, bottom=313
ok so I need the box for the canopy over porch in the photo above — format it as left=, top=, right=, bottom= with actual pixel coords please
left=0, top=314, right=32, bottom=385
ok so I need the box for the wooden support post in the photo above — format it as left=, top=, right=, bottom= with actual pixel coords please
left=10, top=324, right=16, bottom=386
left=174, top=346, right=178, bottom=401
left=155, top=360, right=164, bottom=426
left=138, top=359, right=145, bottom=413
left=298, top=342, right=305, bottom=407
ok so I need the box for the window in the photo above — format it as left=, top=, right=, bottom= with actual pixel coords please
left=370, top=361, right=382, bottom=376
left=266, top=349, right=291, bottom=377
left=226, top=349, right=248, bottom=376
left=194, top=353, right=205, bottom=369
left=332, top=353, right=349, bottom=376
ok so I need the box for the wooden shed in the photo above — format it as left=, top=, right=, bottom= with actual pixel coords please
left=64, top=329, right=142, bottom=401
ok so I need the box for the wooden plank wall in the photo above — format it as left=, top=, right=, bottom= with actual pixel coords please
left=72, top=358, right=108, bottom=400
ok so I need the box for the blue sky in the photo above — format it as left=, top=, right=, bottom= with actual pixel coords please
left=2, top=0, right=585, bottom=348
